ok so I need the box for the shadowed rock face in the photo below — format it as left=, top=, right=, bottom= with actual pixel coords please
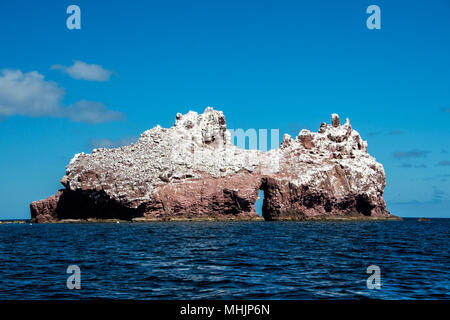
left=30, top=107, right=393, bottom=222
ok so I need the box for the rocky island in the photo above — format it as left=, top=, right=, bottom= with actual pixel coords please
left=30, top=107, right=399, bottom=222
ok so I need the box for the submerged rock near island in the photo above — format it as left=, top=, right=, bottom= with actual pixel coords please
left=30, top=107, right=396, bottom=222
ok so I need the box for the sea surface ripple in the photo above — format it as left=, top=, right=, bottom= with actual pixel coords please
left=0, top=218, right=448, bottom=299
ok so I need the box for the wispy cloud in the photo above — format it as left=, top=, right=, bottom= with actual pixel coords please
left=89, top=136, right=138, bottom=149
left=65, top=100, right=124, bottom=124
left=0, top=69, right=123, bottom=123
left=432, top=186, right=445, bottom=202
left=51, top=60, right=115, bottom=82
left=437, top=160, right=450, bottom=166
left=388, top=130, right=403, bottom=135
left=399, top=163, right=427, bottom=168
left=390, top=199, right=424, bottom=206
left=390, top=186, right=446, bottom=205
left=393, top=149, right=430, bottom=158
left=367, top=131, right=382, bottom=137
left=424, top=173, right=450, bottom=182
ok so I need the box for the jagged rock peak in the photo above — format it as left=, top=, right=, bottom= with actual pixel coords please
left=332, top=113, right=340, bottom=127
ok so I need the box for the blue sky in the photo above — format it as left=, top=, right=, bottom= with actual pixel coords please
left=0, top=0, right=449, bottom=219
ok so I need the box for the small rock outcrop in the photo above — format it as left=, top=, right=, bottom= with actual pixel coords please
left=30, top=107, right=395, bottom=222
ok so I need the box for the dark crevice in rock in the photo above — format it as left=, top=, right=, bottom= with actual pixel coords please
left=260, top=177, right=274, bottom=221
left=355, top=194, right=375, bottom=216
left=56, top=189, right=139, bottom=221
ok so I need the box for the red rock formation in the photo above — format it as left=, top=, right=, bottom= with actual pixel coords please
left=30, top=108, right=396, bottom=222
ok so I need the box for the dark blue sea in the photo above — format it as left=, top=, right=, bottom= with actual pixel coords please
left=0, top=218, right=448, bottom=299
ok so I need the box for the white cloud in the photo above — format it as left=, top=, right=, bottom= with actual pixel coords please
left=0, top=69, right=124, bottom=123
left=51, top=60, right=114, bottom=82
left=65, top=100, right=124, bottom=124
left=0, top=70, right=64, bottom=117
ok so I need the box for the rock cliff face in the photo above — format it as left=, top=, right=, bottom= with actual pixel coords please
left=30, top=108, right=395, bottom=222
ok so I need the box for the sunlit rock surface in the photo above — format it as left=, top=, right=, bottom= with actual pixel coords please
left=30, top=108, right=396, bottom=222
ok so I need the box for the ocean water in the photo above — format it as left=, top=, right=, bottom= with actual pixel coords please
left=0, top=218, right=448, bottom=299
